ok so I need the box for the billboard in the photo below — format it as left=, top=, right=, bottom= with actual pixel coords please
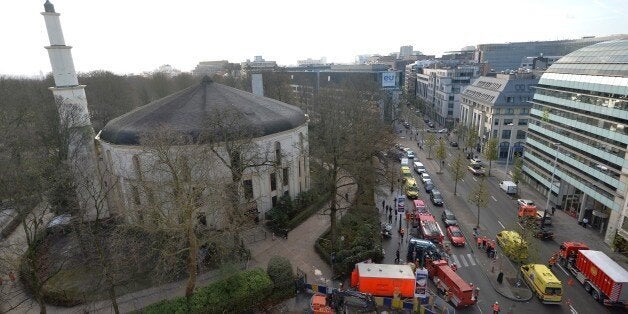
left=382, top=72, right=397, bottom=87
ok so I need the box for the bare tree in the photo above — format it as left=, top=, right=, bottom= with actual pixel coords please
left=137, top=128, right=239, bottom=302
left=450, top=152, right=467, bottom=195
left=310, top=79, right=391, bottom=251
left=512, top=155, right=524, bottom=186
left=484, top=138, right=499, bottom=176
left=435, top=138, right=446, bottom=173
left=425, top=133, right=436, bottom=159
left=465, top=126, right=479, bottom=156
left=468, top=176, right=489, bottom=228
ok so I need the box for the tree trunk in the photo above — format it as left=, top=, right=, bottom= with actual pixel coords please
left=185, top=211, right=198, bottom=298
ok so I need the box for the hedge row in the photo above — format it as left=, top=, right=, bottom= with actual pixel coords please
left=141, top=268, right=273, bottom=313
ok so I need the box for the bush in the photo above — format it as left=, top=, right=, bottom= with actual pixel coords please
left=266, top=256, right=295, bottom=301
left=141, top=268, right=273, bottom=313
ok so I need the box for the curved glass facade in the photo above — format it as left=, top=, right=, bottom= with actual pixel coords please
left=523, top=40, right=628, bottom=244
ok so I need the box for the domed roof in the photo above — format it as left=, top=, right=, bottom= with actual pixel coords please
left=544, top=40, right=628, bottom=77
left=99, top=77, right=306, bottom=145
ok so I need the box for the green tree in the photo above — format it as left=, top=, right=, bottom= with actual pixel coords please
left=435, top=138, right=446, bottom=173
left=484, top=138, right=499, bottom=176
left=450, top=152, right=467, bottom=195
left=512, top=155, right=524, bottom=185
left=425, top=133, right=436, bottom=159
left=468, top=176, right=489, bottom=228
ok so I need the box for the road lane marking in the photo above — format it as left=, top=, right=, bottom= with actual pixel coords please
left=472, top=177, right=477, bottom=182
left=476, top=302, right=484, bottom=314
left=498, top=220, right=505, bottom=229
left=569, top=304, right=578, bottom=314
left=467, top=254, right=476, bottom=266
left=451, top=254, right=460, bottom=266
left=491, top=196, right=498, bottom=202
left=447, top=163, right=451, bottom=167
left=557, top=263, right=570, bottom=276
left=459, top=254, right=469, bottom=267
left=461, top=179, right=464, bottom=182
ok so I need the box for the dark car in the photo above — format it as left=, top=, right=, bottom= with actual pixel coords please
left=441, top=209, right=458, bottom=226
left=424, top=118, right=430, bottom=123
left=424, top=180, right=435, bottom=192
left=429, top=189, right=444, bottom=206
left=449, top=141, right=458, bottom=147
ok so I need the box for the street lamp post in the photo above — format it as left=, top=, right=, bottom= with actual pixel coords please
left=544, top=143, right=561, bottom=213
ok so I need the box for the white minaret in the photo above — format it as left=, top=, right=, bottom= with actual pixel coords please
left=42, top=0, right=108, bottom=219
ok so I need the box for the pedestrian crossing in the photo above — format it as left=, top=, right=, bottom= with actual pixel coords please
left=448, top=253, right=477, bottom=268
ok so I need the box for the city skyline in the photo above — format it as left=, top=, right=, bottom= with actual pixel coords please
left=2, top=0, right=627, bottom=76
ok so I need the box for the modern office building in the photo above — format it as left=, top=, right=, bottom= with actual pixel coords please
left=417, top=66, right=480, bottom=129
left=523, top=40, right=628, bottom=245
left=192, top=60, right=230, bottom=76
left=241, top=56, right=278, bottom=73
left=399, top=45, right=413, bottom=59
left=460, top=71, right=539, bottom=157
left=520, top=55, right=562, bottom=71
left=476, top=35, right=628, bottom=72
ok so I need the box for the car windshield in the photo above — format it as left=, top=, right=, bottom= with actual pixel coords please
left=452, top=229, right=463, bottom=237
left=432, top=191, right=441, bottom=198
left=446, top=213, right=455, bottom=220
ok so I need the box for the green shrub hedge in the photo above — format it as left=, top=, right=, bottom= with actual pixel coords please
left=141, top=268, right=273, bottom=313
left=266, top=256, right=295, bottom=301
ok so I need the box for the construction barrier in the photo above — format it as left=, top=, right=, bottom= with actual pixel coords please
left=305, top=284, right=455, bottom=313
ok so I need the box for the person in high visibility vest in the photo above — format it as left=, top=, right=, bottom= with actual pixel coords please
left=492, top=301, right=500, bottom=313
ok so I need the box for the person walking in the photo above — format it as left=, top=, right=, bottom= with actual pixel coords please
left=382, top=200, right=385, bottom=210
left=492, top=301, right=500, bottom=313
left=389, top=212, right=393, bottom=224
left=395, top=249, right=400, bottom=264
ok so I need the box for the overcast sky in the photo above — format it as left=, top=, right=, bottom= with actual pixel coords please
left=2, top=0, right=627, bottom=76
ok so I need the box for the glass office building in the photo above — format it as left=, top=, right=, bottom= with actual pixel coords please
left=524, top=40, right=628, bottom=245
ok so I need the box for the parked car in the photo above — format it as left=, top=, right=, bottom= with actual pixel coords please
left=428, top=122, right=435, bottom=128
left=413, top=162, right=426, bottom=174
left=429, top=189, right=444, bottom=206
left=420, top=173, right=431, bottom=184
left=424, top=180, right=435, bottom=192
left=441, top=209, right=458, bottom=226
left=406, top=150, right=415, bottom=159
left=449, top=141, right=458, bottom=147
left=468, top=164, right=486, bottom=176
left=447, top=226, right=465, bottom=246
left=437, top=128, right=448, bottom=134
left=424, top=118, right=430, bottom=123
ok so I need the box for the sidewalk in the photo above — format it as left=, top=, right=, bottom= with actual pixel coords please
left=489, top=161, right=628, bottom=269
left=0, top=172, right=356, bottom=313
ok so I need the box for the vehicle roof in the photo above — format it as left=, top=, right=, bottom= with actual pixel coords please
left=401, top=166, right=411, bottom=170
left=524, top=264, right=561, bottom=285
left=356, top=263, right=415, bottom=279
left=447, top=225, right=461, bottom=231
left=414, top=162, right=425, bottom=166
left=579, top=250, right=628, bottom=282
left=406, top=178, right=417, bottom=184
left=413, top=199, right=426, bottom=206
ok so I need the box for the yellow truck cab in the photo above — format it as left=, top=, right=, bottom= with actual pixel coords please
left=496, top=230, right=529, bottom=262
left=405, top=178, right=419, bottom=199
left=401, top=166, right=412, bottom=182
left=520, top=264, right=562, bottom=304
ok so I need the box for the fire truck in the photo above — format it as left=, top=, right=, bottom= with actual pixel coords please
left=416, top=213, right=444, bottom=244
left=426, top=260, right=477, bottom=308
left=557, top=241, right=628, bottom=306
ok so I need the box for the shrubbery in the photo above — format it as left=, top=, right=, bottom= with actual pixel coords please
left=266, top=189, right=328, bottom=233
left=266, top=256, right=295, bottom=301
left=141, top=268, right=273, bottom=313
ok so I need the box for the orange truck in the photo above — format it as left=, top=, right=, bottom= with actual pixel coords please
left=426, top=260, right=477, bottom=308
left=518, top=205, right=552, bottom=225
left=350, top=263, right=415, bottom=298
left=557, top=241, right=628, bottom=306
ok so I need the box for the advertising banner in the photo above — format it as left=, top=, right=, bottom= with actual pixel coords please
left=415, top=267, right=428, bottom=298
left=382, top=72, right=397, bottom=87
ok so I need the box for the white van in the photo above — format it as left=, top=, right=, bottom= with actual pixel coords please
left=413, top=162, right=426, bottom=174
left=499, top=181, right=517, bottom=194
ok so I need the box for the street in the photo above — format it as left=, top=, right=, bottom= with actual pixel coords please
left=377, top=121, right=626, bottom=314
